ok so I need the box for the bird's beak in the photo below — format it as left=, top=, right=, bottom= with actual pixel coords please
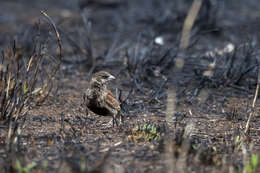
left=108, top=75, right=115, bottom=80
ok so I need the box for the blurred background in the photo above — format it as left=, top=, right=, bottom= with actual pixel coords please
left=1, top=0, right=260, bottom=173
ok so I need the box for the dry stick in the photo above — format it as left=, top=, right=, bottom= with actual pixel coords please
left=165, top=1, right=202, bottom=172
left=39, top=11, right=62, bottom=103
left=40, top=10, right=62, bottom=76
left=180, top=0, right=202, bottom=50
left=81, top=13, right=95, bottom=78
left=244, top=63, right=260, bottom=134
left=165, top=88, right=177, bottom=173
left=40, top=11, right=62, bottom=61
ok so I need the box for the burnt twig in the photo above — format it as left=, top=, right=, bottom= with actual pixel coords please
left=244, top=59, right=260, bottom=134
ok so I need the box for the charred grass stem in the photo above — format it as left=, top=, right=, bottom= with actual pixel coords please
left=0, top=11, right=62, bottom=172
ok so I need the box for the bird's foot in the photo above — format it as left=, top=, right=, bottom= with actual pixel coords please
left=112, top=116, right=119, bottom=127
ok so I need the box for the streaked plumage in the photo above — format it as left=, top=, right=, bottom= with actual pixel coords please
left=84, top=71, right=122, bottom=126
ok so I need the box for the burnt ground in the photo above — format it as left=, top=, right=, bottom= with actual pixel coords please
left=1, top=0, right=260, bottom=172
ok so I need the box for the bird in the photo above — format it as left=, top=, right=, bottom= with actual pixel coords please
left=84, top=71, right=122, bottom=127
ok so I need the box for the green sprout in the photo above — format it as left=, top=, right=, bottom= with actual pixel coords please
left=132, top=123, right=161, bottom=141
left=16, top=160, right=37, bottom=173
left=246, top=154, right=259, bottom=173
left=80, top=158, right=87, bottom=173
left=42, top=160, right=48, bottom=169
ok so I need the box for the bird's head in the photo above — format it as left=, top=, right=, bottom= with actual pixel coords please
left=91, top=71, right=115, bottom=86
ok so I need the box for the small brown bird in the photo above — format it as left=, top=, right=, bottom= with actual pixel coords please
left=84, top=71, right=122, bottom=126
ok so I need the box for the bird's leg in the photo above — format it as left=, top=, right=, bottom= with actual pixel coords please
left=120, top=113, right=124, bottom=125
left=115, top=117, right=119, bottom=127
left=116, top=111, right=123, bottom=125
left=112, top=116, right=115, bottom=127
left=112, top=114, right=119, bottom=127
left=85, top=107, right=89, bottom=116
left=83, top=93, right=89, bottom=116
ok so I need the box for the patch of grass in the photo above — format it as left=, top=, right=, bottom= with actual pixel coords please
left=15, top=160, right=37, bottom=173
left=246, top=154, right=259, bottom=173
left=130, top=122, right=162, bottom=142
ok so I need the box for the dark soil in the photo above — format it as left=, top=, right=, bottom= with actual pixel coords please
left=1, top=0, right=260, bottom=172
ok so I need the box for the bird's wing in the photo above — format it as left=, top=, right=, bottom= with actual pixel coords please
left=105, top=91, right=120, bottom=111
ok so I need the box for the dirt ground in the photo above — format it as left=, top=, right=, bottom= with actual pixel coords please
left=1, top=0, right=260, bottom=173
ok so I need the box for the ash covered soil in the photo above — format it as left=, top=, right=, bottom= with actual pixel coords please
left=1, top=0, right=260, bottom=172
